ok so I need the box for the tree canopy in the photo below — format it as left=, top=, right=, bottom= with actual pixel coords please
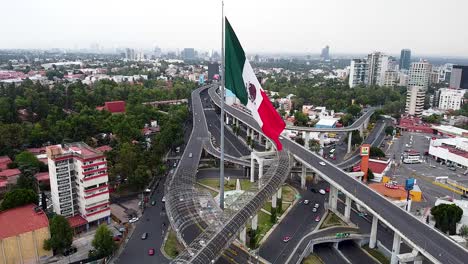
left=91, top=224, right=116, bottom=258
left=0, top=188, right=38, bottom=210
left=44, top=215, right=73, bottom=254
left=431, top=203, right=463, bottom=235
left=370, top=147, right=386, bottom=158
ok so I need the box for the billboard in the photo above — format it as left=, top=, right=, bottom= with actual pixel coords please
left=360, top=145, right=370, bottom=156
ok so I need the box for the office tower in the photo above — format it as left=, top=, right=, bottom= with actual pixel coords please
left=399, top=49, right=411, bottom=70
left=438, top=88, right=467, bottom=110
left=208, top=62, right=220, bottom=80
left=349, top=59, right=368, bottom=88
left=46, top=143, right=110, bottom=227
left=408, top=60, right=432, bottom=89
left=367, top=52, right=389, bottom=86
left=405, top=86, right=426, bottom=116
left=450, top=65, right=468, bottom=89
left=125, top=48, right=135, bottom=60
left=182, top=48, right=196, bottom=60
left=320, top=45, right=330, bottom=61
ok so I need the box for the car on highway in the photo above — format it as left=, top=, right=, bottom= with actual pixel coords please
left=148, top=248, right=155, bottom=256
left=151, top=200, right=156, bottom=206
left=312, top=207, right=317, bottom=212
left=303, top=199, right=310, bottom=205
left=282, top=236, right=291, bottom=243
left=314, top=203, right=320, bottom=208
left=449, top=166, right=456, bottom=171
left=319, top=189, right=326, bottom=195
left=129, top=217, right=139, bottom=223
left=325, top=187, right=330, bottom=193
left=310, top=188, right=317, bottom=193
left=141, top=232, right=148, bottom=240
left=319, top=161, right=326, bottom=166
left=162, top=196, right=166, bottom=203
left=189, top=153, right=193, bottom=158
left=315, top=216, right=321, bottom=222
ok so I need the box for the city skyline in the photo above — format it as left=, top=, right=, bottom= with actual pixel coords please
left=1, top=0, right=468, bottom=56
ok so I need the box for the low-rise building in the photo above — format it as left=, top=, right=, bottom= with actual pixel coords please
left=429, top=137, right=468, bottom=169
left=432, top=125, right=468, bottom=138
left=0, top=204, right=52, bottom=263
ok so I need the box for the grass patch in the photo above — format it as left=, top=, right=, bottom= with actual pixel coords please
left=363, top=245, right=390, bottom=264
left=197, top=178, right=253, bottom=192
left=282, top=185, right=296, bottom=202
left=319, top=211, right=347, bottom=229
left=163, top=229, right=184, bottom=259
left=196, top=185, right=218, bottom=197
left=302, top=254, right=324, bottom=264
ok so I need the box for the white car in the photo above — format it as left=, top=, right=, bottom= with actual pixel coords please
left=129, top=217, right=139, bottom=223
left=304, top=200, right=310, bottom=205
left=319, top=189, right=326, bottom=195
left=319, top=161, right=326, bottom=166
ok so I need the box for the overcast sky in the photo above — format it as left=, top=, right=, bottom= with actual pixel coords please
left=1, top=0, right=468, bottom=56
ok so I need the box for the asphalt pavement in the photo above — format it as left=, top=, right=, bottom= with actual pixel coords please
left=314, top=243, right=348, bottom=264
left=116, top=180, right=169, bottom=264
left=339, top=240, right=378, bottom=264
left=259, top=181, right=329, bottom=263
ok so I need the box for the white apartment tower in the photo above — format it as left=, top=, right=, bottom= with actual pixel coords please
left=47, top=142, right=110, bottom=229
left=406, top=86, right=426, bottom=116
left=438, top=88, right=467, bottom=110
left=349, top=59, right=368, bottom=88
left=408, top=60, right=432, bottom=89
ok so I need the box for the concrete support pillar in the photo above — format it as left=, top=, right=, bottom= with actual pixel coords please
left=240, top=226, right=247, bottom=245
left=344, top=196, right=352, bottom=220
left=107, top=216, right=111, bottom=225
left=225, top=114, right=230, bottom=125
left=328, top=185, right=338, bottom=210
left=252, top=214, right=258, bottom=231
left=259, top=160, right=264, bottom=180
left=319, top=133, right=325, bottom=157
left=347, top=131, right=353, bottom=153
left=250, top=155, right=255, bottom=183
left=272, top=193, right=277, bottom=208
left=369, top=215, right=378, bottom=249
left=301, top=163, right=307, bottom=190
left=277, top=188, right=282, bottom=199
left=414, top=259, right=423, bottom=264
left=304, top=132, right=310, bottom=148
left=391, top=232, right=401, bottom=264
left=250, top=129, right=255, bottom=140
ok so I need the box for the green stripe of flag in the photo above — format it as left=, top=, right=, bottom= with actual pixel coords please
left=225, top=18, right=248, bottom=105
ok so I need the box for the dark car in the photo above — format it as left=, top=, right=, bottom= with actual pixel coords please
left=310, top=188, right=317, bottom=193
left=63, top=247, right=77, bottom=256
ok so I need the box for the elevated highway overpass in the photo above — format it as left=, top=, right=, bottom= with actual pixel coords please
left=208, top=85, right=468, bottom=264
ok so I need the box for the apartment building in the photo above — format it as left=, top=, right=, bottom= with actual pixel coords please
left=438, top=88, right=467, bottom=110
left=405, top=86, right=426, bottom=116
left=46, top=142, right=110, bottom=230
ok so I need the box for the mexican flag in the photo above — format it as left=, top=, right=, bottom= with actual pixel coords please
left=225, top=18, right=286, bottom=150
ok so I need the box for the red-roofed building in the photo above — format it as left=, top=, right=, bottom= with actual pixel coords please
left=0, top=156, right=12, bottom=170
left=398, top=116, right=434, bottom=134
left=0, top=204, right=52, bottom=262
left=363, top=158, right=392, bottom=182
left=35, top=172, right=50, bottom=185
left=96, top=101, right=126, bottom=113
left=95, top=145, right=113, bottom=152
left=0, top=168, right=21, bottom=185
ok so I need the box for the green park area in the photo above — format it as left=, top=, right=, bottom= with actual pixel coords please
left=197, top=178, right=253, bottom=192
left=302, top=254, right=324, bottom=264
left=319, top=211, right=347, bottom=229
left=163, top=229, right=184, bottom=259
left=363, top=245, right=390, bottom=264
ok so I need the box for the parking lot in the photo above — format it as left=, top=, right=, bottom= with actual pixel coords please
left=387, top=132, right=467, bottom=212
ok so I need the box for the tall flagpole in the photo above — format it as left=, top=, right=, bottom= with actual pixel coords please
left=219, top=0, right=225, bottom=210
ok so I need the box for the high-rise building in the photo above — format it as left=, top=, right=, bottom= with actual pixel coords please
left=399, top=49, right=411, bottom=70
left=348, top=59, right=368, bottom=88
left=408, top=60, right=432, bottom=89
left=125, top=48, right=135, bottom=60
left=406, top=86, right=426, bottom=116
left=46, top=143, right=110, bottom=228
left=208, top=62, right=220, bottom=80
left=367, top=52, right=389, bottom=86
left=320, top=45, right=330, bottom=61
left=450, top=65, right=468, bottom=89
left=182, top=48, right=195, bottom=60
left=154, top=46, right=162, bottom=58
left=438, top=88, right=467, bottom=110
